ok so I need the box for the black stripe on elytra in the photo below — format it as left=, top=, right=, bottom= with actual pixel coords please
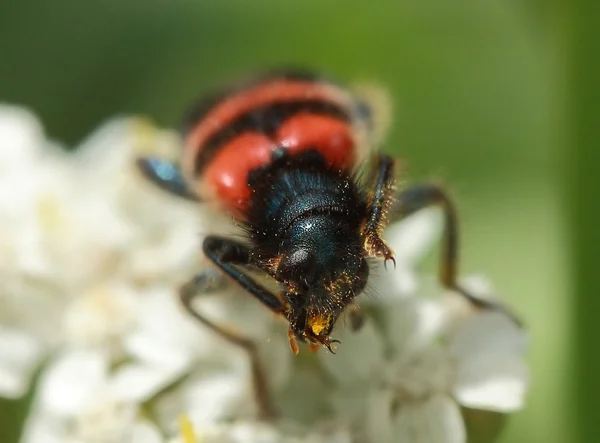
left=181, top=68, right=330, bottom=136
left=193, top=99, right=351, bottom=176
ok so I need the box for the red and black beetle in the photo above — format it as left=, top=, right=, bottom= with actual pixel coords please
left=137, top=69, right=486, bottom=418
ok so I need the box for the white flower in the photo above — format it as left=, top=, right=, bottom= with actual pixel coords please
left=0, top=107, right=284, bottom=442
left=0, top=106, right=208, bottom=397
left=0, top=326, right=42, bottom=398
left=0, top=106, right=75, bottom=396
left=169, top=417, right=352, bottom=443
left=369, top=207, right=443, bottom=296
left=21, top=347, right=164, bottom=443
left=319, top=274, right=528, bottom=443
left=0, top=105, right=529, bottom=443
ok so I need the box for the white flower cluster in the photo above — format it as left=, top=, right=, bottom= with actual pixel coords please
left=0, top=105, right=529, bottom=443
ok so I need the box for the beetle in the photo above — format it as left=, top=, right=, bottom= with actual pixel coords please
left=136, top=69, right=488, bottom=418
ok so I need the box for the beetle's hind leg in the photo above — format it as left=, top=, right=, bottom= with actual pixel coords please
left=390, top=184, right=520, bottom=322
left=362, top=160, right=518, bottom=320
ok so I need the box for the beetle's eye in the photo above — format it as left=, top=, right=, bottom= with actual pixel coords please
left=277, top=248, right=316, bottom=289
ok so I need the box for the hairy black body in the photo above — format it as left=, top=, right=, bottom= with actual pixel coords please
left=245, top=151, right=369, bottom=343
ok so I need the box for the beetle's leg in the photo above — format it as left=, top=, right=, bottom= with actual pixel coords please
left=136, top=156, right=200, bottom=201
left=180, top=236, right=287, bottom=420
left=390, top=185, right=460, bottom=289
left=201, top=236, right=287, bottom=315
left=390, top=184, right=519, bottom=320
left=362, top=155, right=398, bottom=268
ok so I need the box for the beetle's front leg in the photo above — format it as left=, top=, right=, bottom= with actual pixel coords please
left=362, top=155, right=398, bottom=269
left=179, top=236, right=289, bottom=420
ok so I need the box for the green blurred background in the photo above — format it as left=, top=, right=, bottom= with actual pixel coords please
left=1, top=0, right=596, bottom=442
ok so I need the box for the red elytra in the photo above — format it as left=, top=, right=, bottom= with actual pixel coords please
left=184, top=80, right=352, bottom=163
left=201, top=114, right=356, bottom=216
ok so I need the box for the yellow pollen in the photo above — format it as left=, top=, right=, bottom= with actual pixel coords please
left=308, top=314, right=331, bottom=335
left=36, top=194, right=65, bottom=233
left=178, top=414, right=197, bottom=443
left=131, top=118, right=157, bottom=155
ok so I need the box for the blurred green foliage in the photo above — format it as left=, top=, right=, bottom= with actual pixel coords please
left=567, top=0, right=600, bottom=442
left=0, top=0, right=582, bottom=442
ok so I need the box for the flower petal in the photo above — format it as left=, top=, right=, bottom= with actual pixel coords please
left=63, top=281, right=139, bottom=351
left=385, top=208, right=442, bottom=265
left=394, top=395, right=466, bottom=443
left=0, top=106, right=45, bottom=172
left=365, top=388, right=394, bottom=443
left=186, top=372, right=250, bottom=423
left=172, top=421, right=352, bottom=443
left=108, top=362, right=186, bottom=403
left=69, top=396, right=138, bottom=442
left=453, top=354, right=529, bottom=412
left=450, top=310, right=527, bottom=362
left=257, top=335, right=293, bottom=390
left=215, top=421, right=280, bottom=443
left=123, top=286, right=224, bottom=368
left=37, top=350, right=107, bottom=416
left=366, top=260, right=419, bottom=300
left=450, top=311, right=529, bottom=412
left=174, top=421, right=279, bottom=443
left=131, top=420, right=163, bottom=443
left=382, top=297, right=446, bottom=355
left=318, top=318, right=384, bottom=384
left=74, top=119, right=136, bottom=179
left=19, top=410, right=66, bottom=443
left=329, top=382, right=370, bottom=421
left=278, top=364, right=331, bottom=423
left=154, top=371, right=250, bottom=431
left=0, top=327, right=43, bottom=397
left=366, top=209, right=442, bottom=300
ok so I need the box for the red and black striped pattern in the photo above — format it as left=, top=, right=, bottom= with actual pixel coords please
left=181, top=70, right=366, bottom=215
